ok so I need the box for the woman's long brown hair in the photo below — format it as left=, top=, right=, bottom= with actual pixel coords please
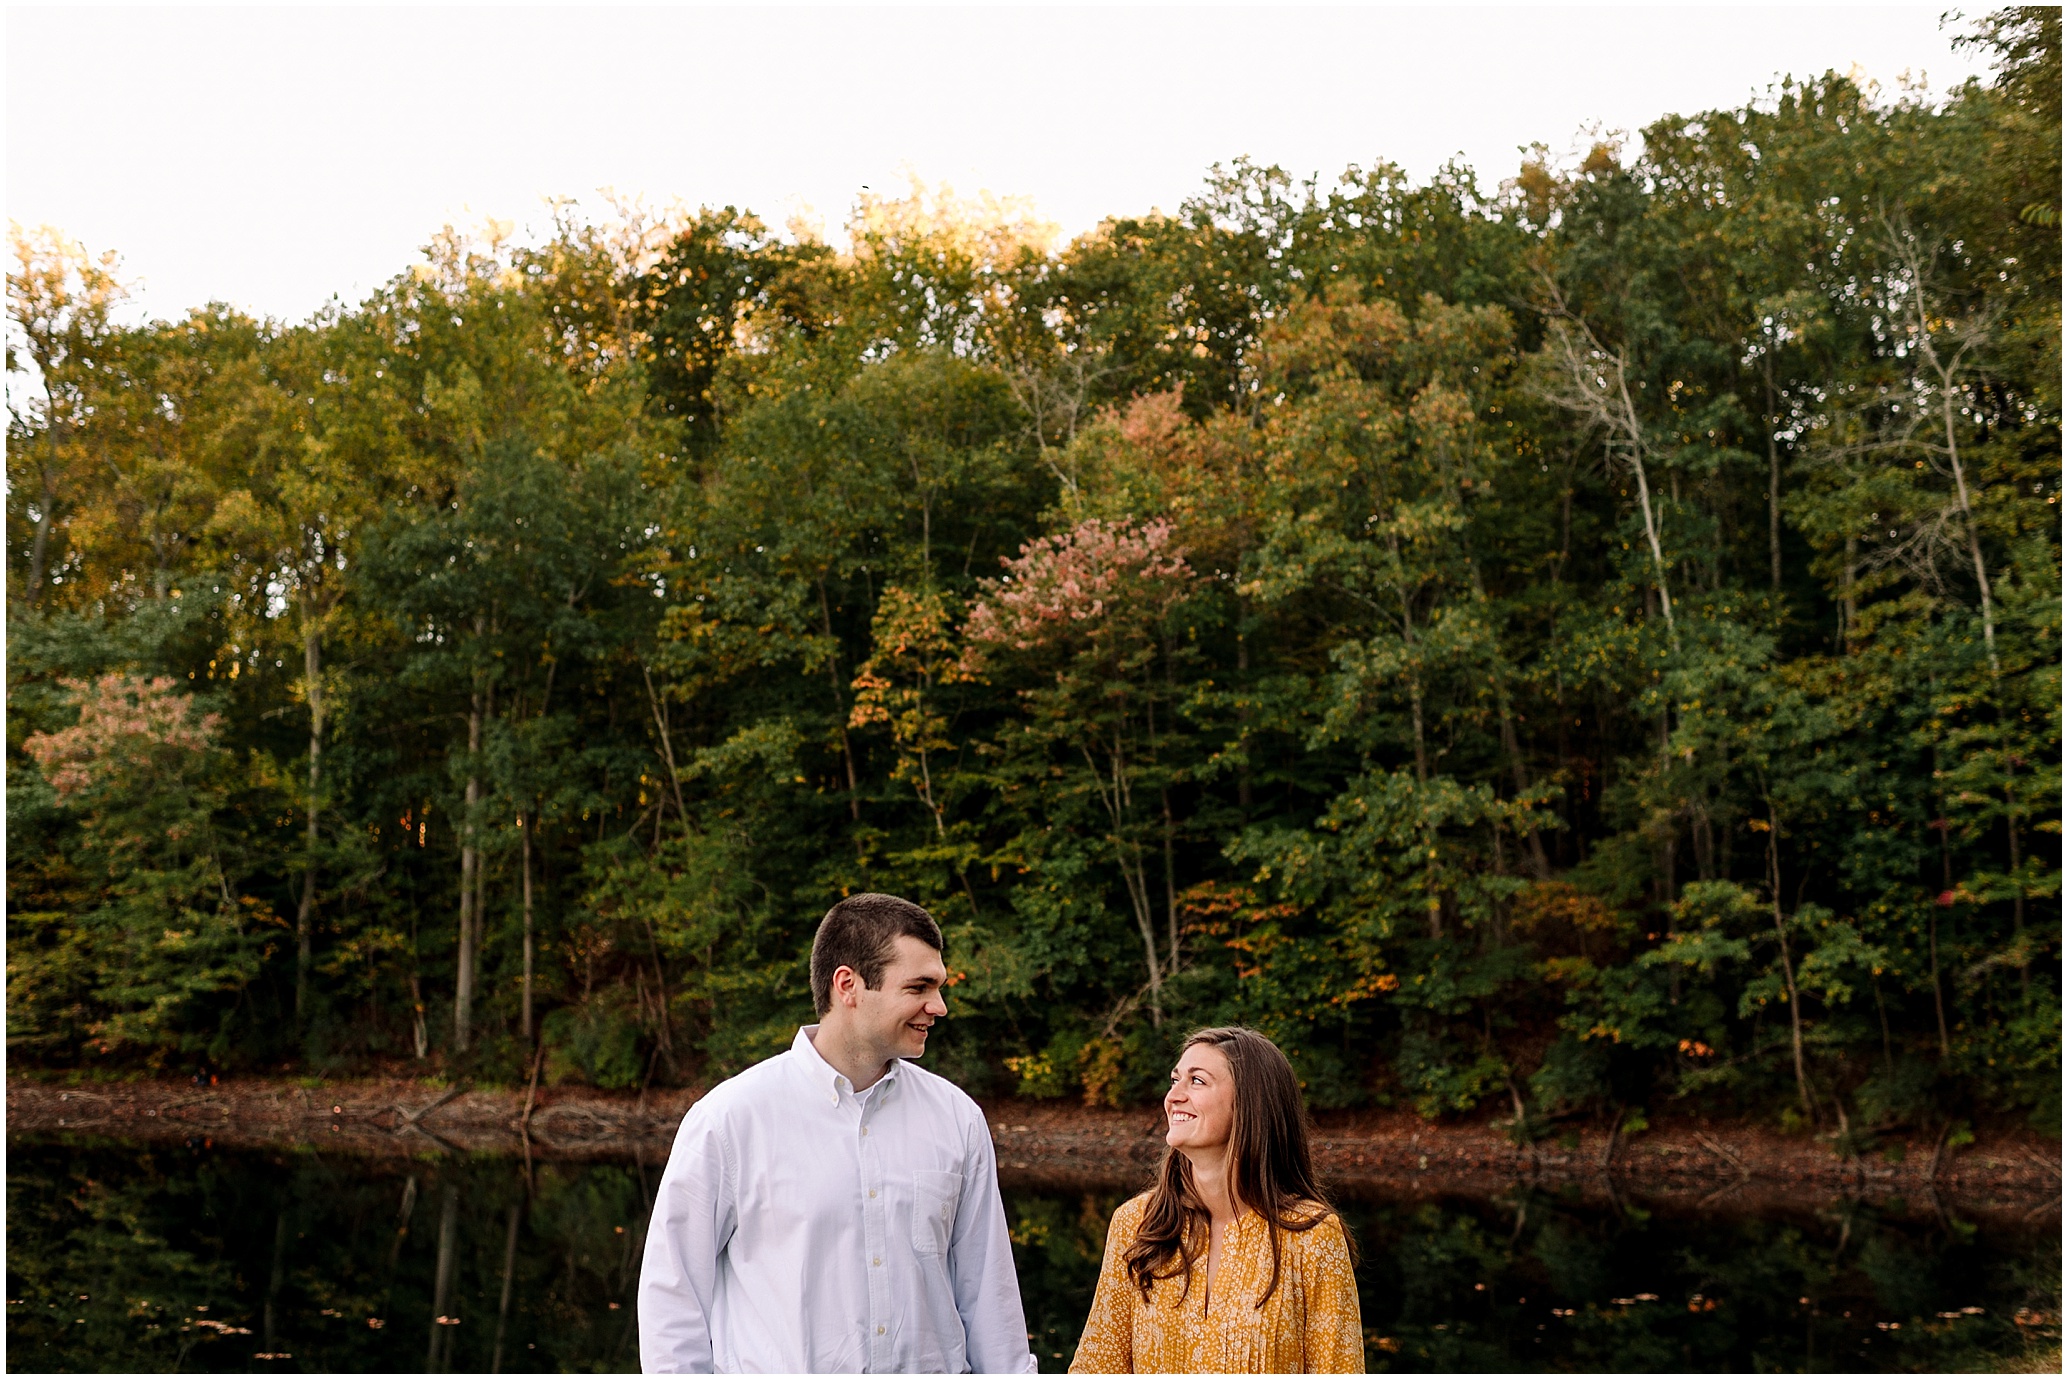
left=1122, top=1026, right=1350, bottom=1306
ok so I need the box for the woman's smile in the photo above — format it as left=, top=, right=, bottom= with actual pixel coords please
left=1163, top=1044, right=1235, bottom=1151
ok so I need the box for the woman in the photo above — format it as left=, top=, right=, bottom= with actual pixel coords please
left=1070, top=1026, right=1364, bottom=1373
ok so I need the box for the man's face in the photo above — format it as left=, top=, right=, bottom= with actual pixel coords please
left=853, top=935, right=949, bottom=1062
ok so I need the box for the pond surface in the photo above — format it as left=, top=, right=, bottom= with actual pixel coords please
left=6, top=1136, right=2056, bottom=1373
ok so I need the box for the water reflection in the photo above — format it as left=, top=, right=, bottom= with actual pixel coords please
left=7, top=1139, right=646, bottom=1373
left=7, top=1137, right=2056, bottom=1373
left=1006, top=1184, right=2057, bottom=1373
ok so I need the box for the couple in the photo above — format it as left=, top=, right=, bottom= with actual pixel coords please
left=639, top=893, right=1364, bottom=1374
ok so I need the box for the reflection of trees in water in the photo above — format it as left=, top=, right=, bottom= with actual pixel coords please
left=1009, top=1189, right=1127, bottom=1369
left=493, top=1202, right=523, bottom=1372
left=1337, top=1191, right=2057, bottom=1375
left=426, top=1182, right=459, bottom=1372
left=6, top=1141, right=652, bottom=1373
left=5, top=1142, right=242, bottom=1371
left=1001, top=1183, right=2056, bottom=1374
left=3, top=1141, right=2055, bottom=1373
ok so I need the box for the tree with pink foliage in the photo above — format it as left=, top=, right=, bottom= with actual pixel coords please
left=17, top=674, right=266, bottom=1059
left=964, top=517, right=1198, bottom=1029
left=962, top=517, right=1191, bottom=654
left=23, top=674, right=220, bottom=802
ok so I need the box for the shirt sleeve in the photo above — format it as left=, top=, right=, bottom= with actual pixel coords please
left=1300, top=1214, right=1365, bottom=1374
left=638, top=1102, right=737, bottom=1373
left=1067, top=1199, right=1138, bottom=1374
left=948, top=1112, right=1037, bottom=1374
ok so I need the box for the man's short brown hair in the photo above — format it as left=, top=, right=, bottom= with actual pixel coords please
left=809, top=893, right=944, bottom=1016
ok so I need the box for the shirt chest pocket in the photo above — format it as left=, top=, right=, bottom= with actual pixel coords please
left=910, top=1168, right=962, bottom=1258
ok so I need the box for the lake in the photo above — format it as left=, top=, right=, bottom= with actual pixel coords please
left=6, top=1135, right=2056, bottom=1372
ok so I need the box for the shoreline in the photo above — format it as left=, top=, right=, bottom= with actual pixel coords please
left=8, top=1074, right=2058, bottom=1229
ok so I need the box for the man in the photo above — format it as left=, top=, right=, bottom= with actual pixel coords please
left=639, top=893, right=1035, bottom=1374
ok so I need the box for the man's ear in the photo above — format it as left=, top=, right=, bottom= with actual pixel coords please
left=832, top=963, right=864, bottom=1007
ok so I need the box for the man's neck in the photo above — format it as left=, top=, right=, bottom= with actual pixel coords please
left=809, top=1021, right=894, bottom=1092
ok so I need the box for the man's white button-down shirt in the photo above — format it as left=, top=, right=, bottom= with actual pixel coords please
left=638, top=1026, right=1036, bottom=1374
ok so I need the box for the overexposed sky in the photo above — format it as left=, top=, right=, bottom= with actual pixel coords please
left=8, top=5, right=1987, bottom=326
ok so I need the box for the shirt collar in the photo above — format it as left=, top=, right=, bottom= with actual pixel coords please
left=793, top=1024, right=903, bottom=1105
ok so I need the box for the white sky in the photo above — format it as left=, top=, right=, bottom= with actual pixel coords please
left=7, top=4, right=1989, bottom=327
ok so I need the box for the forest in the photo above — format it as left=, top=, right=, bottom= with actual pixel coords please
left=6, top=10, right=2058, bottom=1146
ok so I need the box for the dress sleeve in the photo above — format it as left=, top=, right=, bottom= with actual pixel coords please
left=1068, top=1198, right=1140, bottom=1374
left=1299, top=1214, right=1365, bottom=1374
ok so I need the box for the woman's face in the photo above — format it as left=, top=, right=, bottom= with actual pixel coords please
left=1164, top=1041, right=1236, bottom=1156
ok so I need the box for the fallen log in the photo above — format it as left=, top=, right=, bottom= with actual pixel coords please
left=390, top=1084, right=466, bottom=1129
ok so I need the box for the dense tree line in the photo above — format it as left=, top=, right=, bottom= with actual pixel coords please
left=8, top=11, right=2058, bottom=1144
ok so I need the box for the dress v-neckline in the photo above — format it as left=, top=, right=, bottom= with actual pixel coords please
left=1202, top=1212, right=1237, bottom=1314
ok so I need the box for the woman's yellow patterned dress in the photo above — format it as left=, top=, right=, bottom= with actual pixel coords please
left=1069, top=1192, right=1365, bottom=1374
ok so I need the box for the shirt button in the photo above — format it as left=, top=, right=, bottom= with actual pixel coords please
left=877, top=1325, right=886, bottom=1336
left=873, top=1256, right=882, bottom=1266
left=860, top=1125, right=869, bottom=1136
left=827, top=1091, right=838, bottom=1106
left=868, top=1189, right=877, bottom=1198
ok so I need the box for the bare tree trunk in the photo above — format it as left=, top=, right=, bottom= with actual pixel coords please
left=638, top=666, right=690, bottom=1064
left=295, top=617, right=325, bottom=1022
left=1496, top=704, right=1549, bottom=877
left=1234, top=597, right=1253, bottom=814
left=520, top=811, right=536, bottom=1043
left=1127, top=849, right=1164, bottom=1027
left=1939, top=383, right=1999, bottom=674
left=1436, top=436, right=1550, bottom=875
left=1082, top=742, right=1162, bottom=1025
left=912, top=457, right=934, bottom=571
left=409, top=972, right=428, bottom=1061
left=1405, top=666, right=1446, bottom=943
left=473, top=815, right=489, bottom=1006
left=1932, top=812, right=1953, bottom=1058
left=815, top=579, right=862, bottom=821
left=1162, top=788, right=1180, bottom=974
left=1619, top=404, right=1676, bottom=641
left=1690, top=796, right=1717, bottom=881
left=1659, top=708, right=1677, bottom=912
left=1536, top=303, right=1677, bottom=644
left=1388, top=551, right=1444, bottom=942
left=2008, top=799, right=2028, bottom=997
left=455, top=686, right=484, bottom=1054
left=1840, top=536, right=1857, bottom=651
left=642, top=912, right=678, bottom=1075
left=26, top=430, right=59, bottom=607
left=1413, top=663, right=1442, bottom=948
left=919, top=746, right=947, bottom=840
left=642, top=665, right=694, bottom=831
left=1559, top=482, right=1573, bottom=576
left=1764, top=355, right=1783, bottom=592
left=1394, top=590, right=1430, bottom=785
left=1872, top=973, right=1895, bottom=1077
left=1765, top=798, right=1813, bottom=1120
left=1887, top=220, right=2000, bottom=676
